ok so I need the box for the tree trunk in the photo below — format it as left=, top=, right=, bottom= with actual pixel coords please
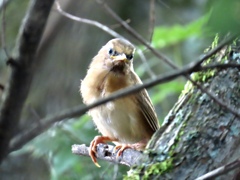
left=127, top=37, right=240, bottom=179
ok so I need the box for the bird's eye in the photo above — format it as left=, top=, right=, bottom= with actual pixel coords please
left=109, top=48, right=114, bottom=55
left=126, top=54, right=133, bottom=60
left=108, top=48, right=120, bottom=56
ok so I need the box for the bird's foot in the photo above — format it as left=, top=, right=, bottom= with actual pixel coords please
left=89, top=136, right=114, bottom=167
left=113, top=140, right=147, bottom=157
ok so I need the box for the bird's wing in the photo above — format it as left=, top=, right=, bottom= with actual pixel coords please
left=130, top=71, right=160, bottom=132
left=136, top=89, right=160, bottom=131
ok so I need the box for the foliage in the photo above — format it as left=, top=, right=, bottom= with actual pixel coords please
left=152, top=16, right=208, bottom=48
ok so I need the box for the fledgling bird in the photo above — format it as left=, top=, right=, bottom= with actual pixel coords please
left=80, top=38, right=160, bottom=167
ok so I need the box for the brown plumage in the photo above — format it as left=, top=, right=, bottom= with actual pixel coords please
left=80, top=38, right=160, bottom=167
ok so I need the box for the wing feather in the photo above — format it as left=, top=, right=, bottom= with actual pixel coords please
left=130, top=71, right=160, bottom=132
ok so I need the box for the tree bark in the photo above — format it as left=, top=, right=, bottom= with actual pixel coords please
left=0, top=0, right=54, bottom=164
left=127, top=38, right=240, bottom=179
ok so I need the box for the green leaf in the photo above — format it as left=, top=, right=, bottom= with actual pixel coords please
left=152, top=16, right=208, bottom=48
left=207, top=0, right=240, bottom=35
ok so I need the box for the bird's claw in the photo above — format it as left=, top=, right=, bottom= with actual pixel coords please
left=89, top=136, right=112, bottom=167
left=113, top=144, right=132, bottom=157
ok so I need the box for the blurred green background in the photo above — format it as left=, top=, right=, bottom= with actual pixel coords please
left=0, top=0, right=239, bottom=179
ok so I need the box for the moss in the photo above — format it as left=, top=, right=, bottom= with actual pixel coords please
left=144, top=159, right=173, bottom=177
left=125, top=159, right=173, bottom=180
left=135, top=112, right=191, bottom=179
left=212, top=34, right=219, bottom=49
left=124, top=166, right=144, bottom=180
left=203, top=34, right=219, bottom=53
left=190, top=34, right=222, bottom=83
left=191, top=68, right=216, bottom=83
left=179, top=81, right=193, bottom=99
left=181, top=35, right=220, bottom=94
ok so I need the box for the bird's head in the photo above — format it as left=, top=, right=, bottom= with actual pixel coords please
left=92, top=38, right=135, bottom=75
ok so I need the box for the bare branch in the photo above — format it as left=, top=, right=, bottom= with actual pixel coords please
left=1, top=0, right=10, bottom=59
left=96, top=0, right=176, bottom=69
left=55, top=1, right=124, bottom=40
left=149, top=0, right=155, bottom=42
left=136, top=49, right=156, bottom=78
left=72, top=143, right=145, bottom=167
left=9, top=62, right=240, bottom=153
left=196, top=158, right=240, bottom=180
left=56, top=1, right=156, bottom=80
left=110, top=19, right=131, bottom=29
left=0, top=0, right=54, bottom=163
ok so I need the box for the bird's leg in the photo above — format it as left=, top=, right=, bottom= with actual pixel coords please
left=89, top=135, right=117, bottom=167
left=113, top=139, right=148, bottom=157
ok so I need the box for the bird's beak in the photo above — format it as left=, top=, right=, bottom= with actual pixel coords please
left=112, top=54, right=128, bottom=63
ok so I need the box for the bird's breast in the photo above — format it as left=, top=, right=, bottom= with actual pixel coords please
left=89, top=97, right=147, bottom=143
left=102, top=72, right=130, bottom=94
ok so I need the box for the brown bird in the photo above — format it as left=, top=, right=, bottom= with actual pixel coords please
left=80, top=38, right=160, bottom=167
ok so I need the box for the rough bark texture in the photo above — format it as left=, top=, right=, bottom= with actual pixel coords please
left=127, top=38, right=240, bottom=179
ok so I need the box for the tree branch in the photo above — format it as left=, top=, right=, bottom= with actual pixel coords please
left=9, top=62, right=240, bottom=153
left=1, top=0, right=10, bottom=59
left=148, top=0, right=155, bottom=43
left=72, top=143, right=145, bottom=167
left=196, top=158, right=240, bottom=180
left=55, top=1, right=124, bottom=40
left=0, top=0, right=54, bottom=164
left=96, top=0, right=176, bottom=69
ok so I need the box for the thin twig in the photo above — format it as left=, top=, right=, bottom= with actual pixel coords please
left=96, top=0, right=176, bottom=69
left=136, top=49, right=156, bottom=78
left=9, top=63, right=240, bottom=152
left=157, top=0, right=184, bottom=24
left=56, top=1, right=155, bottom=79
left=110, top=19, right=131, bottom=29
left=55, top=0, right=124, bottom=40
left=196, top=158, right=240, bottom=180
left=1, top=0, right=10, bottom=59
left=149, top=0, right=155, bottom=43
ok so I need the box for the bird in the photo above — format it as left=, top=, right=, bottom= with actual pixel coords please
left=80, top=38, right=160, bottom=167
